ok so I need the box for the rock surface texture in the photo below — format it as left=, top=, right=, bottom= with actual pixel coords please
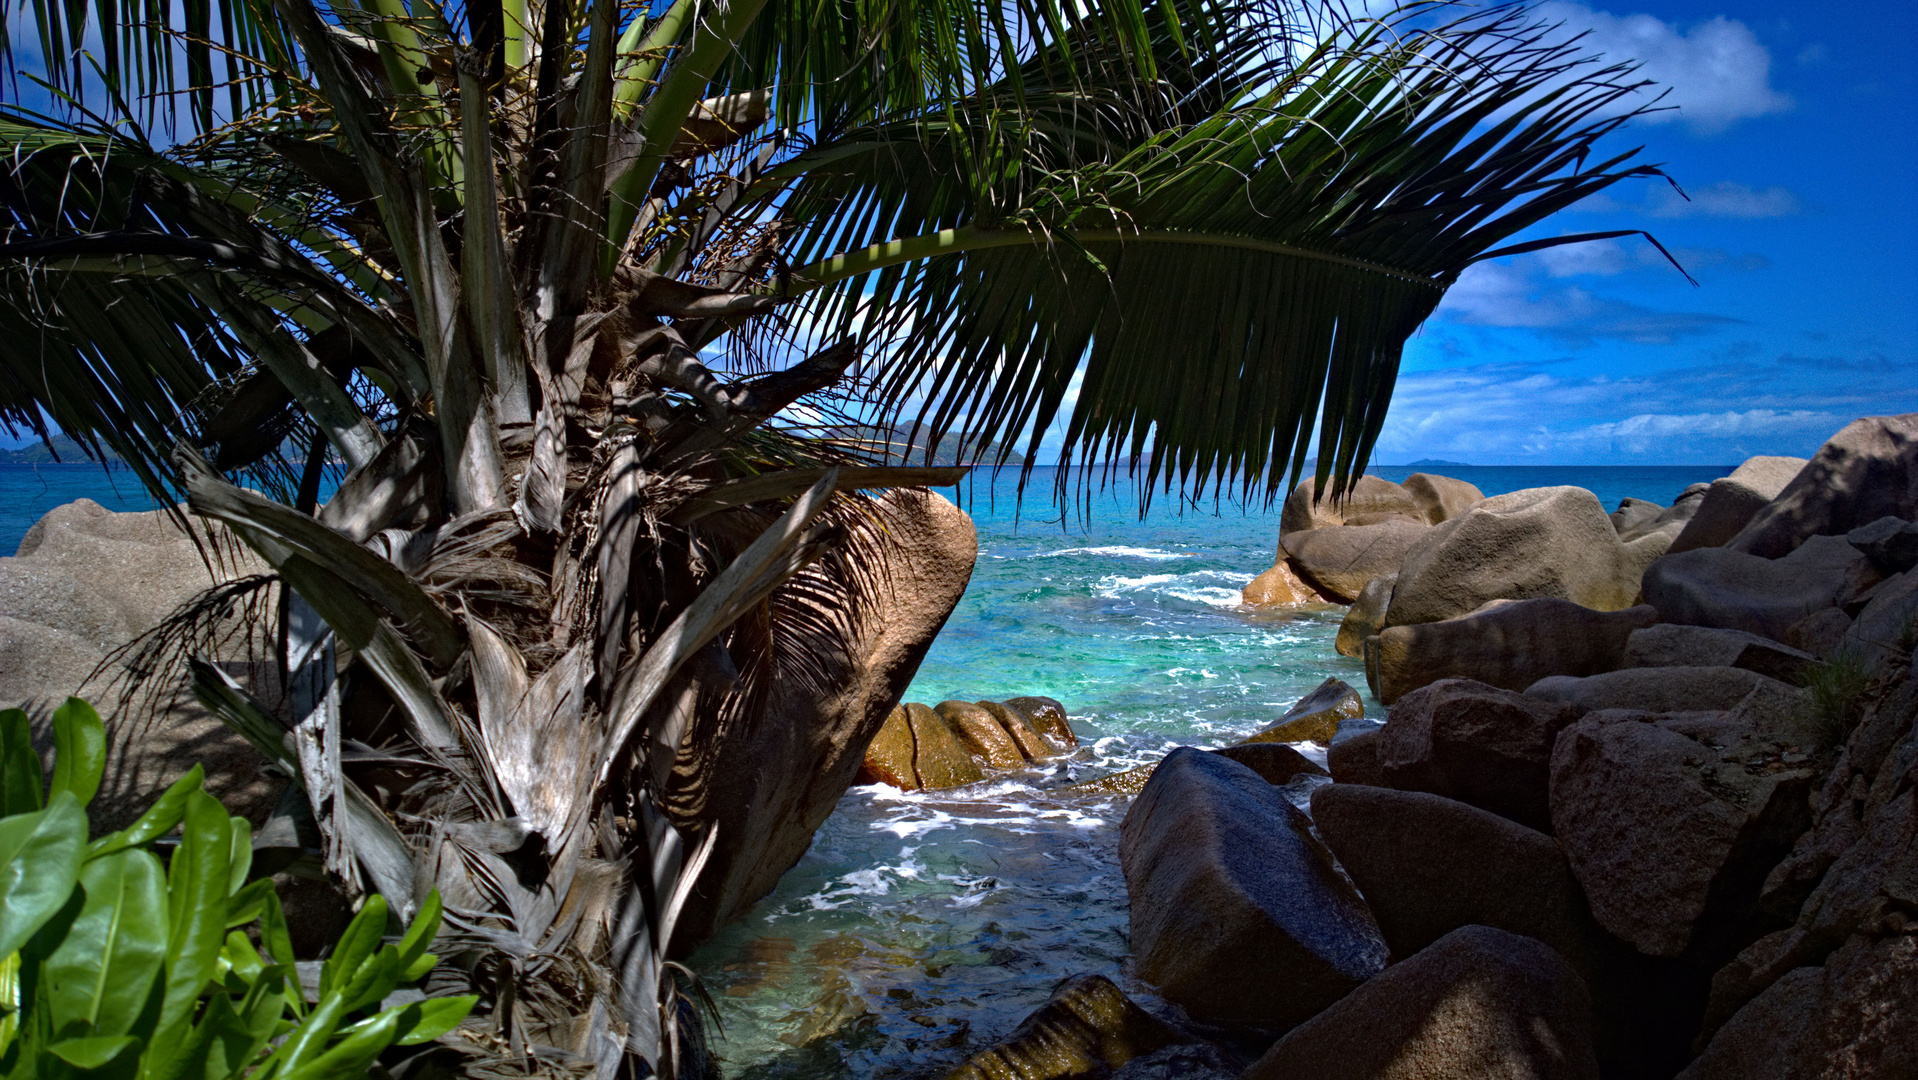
left=944, top=974, right=1200, bottom=1080
left=857, top=693, right=1075, bottom=793
left=1366, top=599, right=1658, bottom=704
left=1642, top=534, right=1883, bottom=641
left=1378, top=678, right=1580, bottom=832
left=1727, top=413, right=1918, bottom=559
left=1548, top=710, right=1817, bottom=960
left=1282, top=519, right=1430, bottom=603
left=2, top=499, right=277, bottom=833
left=1120, top=748, right=1387, bottom=1028
left=1668, top=456, right=1808, bottom=555
left=1385, top=486, right=1644, bottom=628
left=676, top=489, right=977, bottom=940
left=1240, top=559, right=1336, bottom=607
left=1242, top=925, right=1600, bottom=1080
left=1240, top=676, right=1364, bottom=744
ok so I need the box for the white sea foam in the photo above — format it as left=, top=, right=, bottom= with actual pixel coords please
left=1095, top=569, right=1248, bottom=608
left=1032, top=545, right=1188, bottom=561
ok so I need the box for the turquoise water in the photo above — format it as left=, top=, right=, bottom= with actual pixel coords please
left=686, top=463, right=1733, bottom=1079
left=0, top=460, right=1735, bottom=1076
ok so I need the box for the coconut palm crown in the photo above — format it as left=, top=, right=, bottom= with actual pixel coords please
left=1, top=0, right=1683, bottom=1073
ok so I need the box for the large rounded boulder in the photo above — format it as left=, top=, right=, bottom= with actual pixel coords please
left=1119, top=747, right=1387, bottom=1028
left=1385, top=486, right=1642, bottom=627
left=1282, top=519, right=1429, bottom=603
left=1727, top=413, right=1918, bottom=558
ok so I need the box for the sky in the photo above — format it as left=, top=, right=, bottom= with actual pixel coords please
left=1366, top=0, right=1918, bottom=466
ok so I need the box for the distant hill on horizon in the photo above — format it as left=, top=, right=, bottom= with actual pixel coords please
left=0, top=434, right=120, bottom=465
left=1400, top=458, right=1472, bottom=468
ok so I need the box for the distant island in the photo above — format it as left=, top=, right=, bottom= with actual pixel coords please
left=0, top=434, right=119, bottom=465
left=1402, top=458, right=1471, bottom=468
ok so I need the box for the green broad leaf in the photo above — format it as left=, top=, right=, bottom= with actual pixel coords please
left=48, top=699, right=106, bottom=809
left=151, top=791, right=236, bottom=1060
left=166, top=987, right=274, bottom=1080
left=256, top=894, right=302, bottom=1019
left=0, top=792, right=88, bottom=958
left=317, top=895, right=386, bottom=1003
left=271, top=1005, right=404, bottom=1080
left=221, top=930, right=264, bottom=984
left=224, top=879, right=275, bottom=930
left=47, top=1033, right=139, bottom=1068
left=251, top=988, right=347, bottom=1076
left=392, top=891, right=440, bottom=982
left=88, top=766, right=205, bottom=859
left=42, top=847, right=168, bottom=1041
left=336, top=946, right=401, bottom=1016
left=391, top=995, right=477, bottom=1045
left=225, top=818, right=252, bottom=898
left=0, top=710, right=43, bottom=817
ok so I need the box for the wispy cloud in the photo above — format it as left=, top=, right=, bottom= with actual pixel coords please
left=1435, top=262, right=1739, bottom=345
left=1374, top=353, right=1916, bottom=464
left=1534, top=2, right=1792, bottom=133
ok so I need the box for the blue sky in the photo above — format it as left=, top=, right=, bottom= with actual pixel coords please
left=1370, top=0, right=1918, bottom=465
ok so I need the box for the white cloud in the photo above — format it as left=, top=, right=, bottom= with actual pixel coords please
left=1646, top=181, right=1801, bottom=218
left=1534, top=2, right=1791, bottom=133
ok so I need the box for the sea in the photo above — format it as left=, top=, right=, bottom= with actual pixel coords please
left=0, top=460, right=1733, bottom=1076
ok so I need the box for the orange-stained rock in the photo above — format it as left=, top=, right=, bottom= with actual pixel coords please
left=856, top=705, right=918, bottom=787
left=1242, top=560, right=1335, bottom=607
left=938, top=700, right=1026, bottom=769
left=1002, top=696, right=1077, bottom=749
left=907, top=702, right=986, bottom=790
left=1239, top=677, right=1363, bottom=745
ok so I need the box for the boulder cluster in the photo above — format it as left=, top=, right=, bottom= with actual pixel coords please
left=952, top=413, right=1918, bottom=1079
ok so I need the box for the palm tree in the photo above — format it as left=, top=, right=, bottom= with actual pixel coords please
left=1, top=0, right=1682, bottom=1072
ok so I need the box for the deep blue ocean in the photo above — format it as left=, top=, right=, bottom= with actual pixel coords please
left=0, top=460, right=1734, bottom=1076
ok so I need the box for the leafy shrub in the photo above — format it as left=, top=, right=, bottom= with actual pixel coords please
left=0, top=697, right=475, bottom=1079
left=1808, top=650, right=1874, bottom=745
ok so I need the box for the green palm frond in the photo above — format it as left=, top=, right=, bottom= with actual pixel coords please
left=779, top=4, right=1676, bottom=507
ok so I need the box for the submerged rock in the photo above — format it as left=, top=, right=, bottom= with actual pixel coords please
left=1120, top=748, right=1387, bottom=1028
left=944, top=974, right=1198, bottom=1080
left=1240, top=677, right=1363, bottom=744
left=857, top=695, right=1078, bottom=793
left=1242, top=925, right=1600, bottom=1080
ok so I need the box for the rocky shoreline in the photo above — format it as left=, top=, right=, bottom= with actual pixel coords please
left=939, top=413, right=1918, bottom=1079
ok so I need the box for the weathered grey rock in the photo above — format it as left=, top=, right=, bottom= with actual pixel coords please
left=1667, top=457, right=1808, bottom=556
left=1386, top=486, right=1641, bottom=627
left=1399, top=473, right=1485, bottom=525
left=2, top=501, right=280, bottom=836
left=1610, top=498, right=1664, bottom=535
left=1379, top=678, right=1580, bottom=832
left=1838, top=570, right=1918, bottom=669
left=1620, top=486, right=1708, bottom=544
left=1642, top=534, right=1884, bottom=641
left=1120, top=748, right=1387, bottom=1028
left=1785, top=607, right=1855, bottom=658
left=1624, top=624, right=1819, bottom=685
left=1243, top=926, right=1600, bottom=1080
left=1310, top=785, right=1702, bottom=1079
left=943, top=974, right=1197, bottom=1080
left=1728, top=414, right=1918, bottom=558
left=1279, top=474, right=1426, bottom=537
left=1282, top=520, right=1429, bottom=603
left=1335, top=572, right=1395, bottom=657
left=1526, top=665, right=1803, bottom=718
left=1312, top=786, right=1597, bottom=964
left=1549, top=713, right=1817, bottom=959
left=1240, top=677, right=1363, bottom=745
left=1209, top=742, right=1327, bottom=785
left=1327, top=728, right=1383, bottom=786
left=1002, top=696, right=1076, bottom=749
left=1241, top=559, right=1335, bottom=607
left=1680, top=933, right=1918, bottom=1080
left=678, top=488, right=977, bottom=941
left=1846, top=515, right=1918, bottom=573
left=938, top=700, right=1026, bottom=769
left=1367, top=599, right=1658, bottom=705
